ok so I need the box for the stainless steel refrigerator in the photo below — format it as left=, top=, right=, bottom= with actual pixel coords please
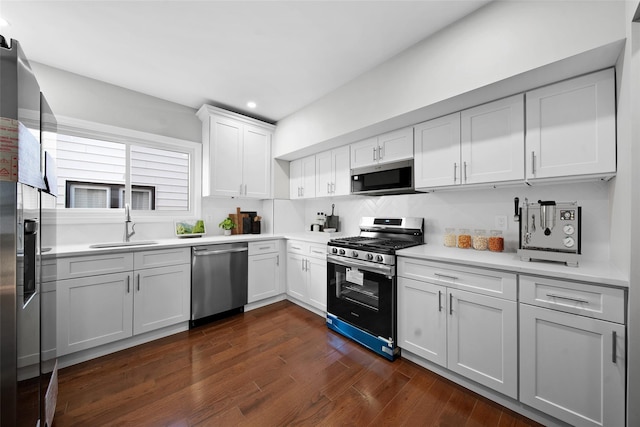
left=1, top=35, right=58, bottom=427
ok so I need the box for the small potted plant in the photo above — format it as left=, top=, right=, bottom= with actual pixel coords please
left=218, top=217, right=236, bottom=236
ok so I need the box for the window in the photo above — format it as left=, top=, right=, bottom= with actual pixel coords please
left=42, top=117, right=200, bottom=217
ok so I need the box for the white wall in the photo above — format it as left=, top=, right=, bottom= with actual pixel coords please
left=31, top=62, right=201, bottom=143
left=274, top=0, right=626, bottom=160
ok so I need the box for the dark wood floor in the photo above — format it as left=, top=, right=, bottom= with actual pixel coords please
left=54, top=301, right=543, bottom=426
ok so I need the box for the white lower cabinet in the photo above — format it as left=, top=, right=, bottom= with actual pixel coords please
left=398, top=258, right=518, bottom=399
left=56, top=248, right=190, bottom=356
left=519, top=275, right=626, bottom=427
left=286, top=240, right=327, bottom=313
left=248, top=240, right=283, bottom=303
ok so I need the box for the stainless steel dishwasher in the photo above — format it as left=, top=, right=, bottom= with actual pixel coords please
left=191, top=242, right=248, bottom=327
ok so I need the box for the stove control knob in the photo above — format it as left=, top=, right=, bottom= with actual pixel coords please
left=339, top=249, right=345, bottom=255
left=352, top=251, right=359, bottom=258
left=376, top=255, right=384, bottom=262
left=331, top=247, right=338, bottom=254
left=366, top=253, right=374, bottom=261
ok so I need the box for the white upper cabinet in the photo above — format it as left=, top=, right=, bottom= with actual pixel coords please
left=526, top=68, right=616, bottom=181
left=350, top=127, right=413, bottom=169
left=315, top=145, right=350, bottom=197
left=461, top=94, right=525, bottom=185
left=414, top=95, right=524, bottom=190
left=197, top=105, right=274, bottom=199
left=290, top=155, right=316, bottom=199
left=414, top=112, right=461, bottom=188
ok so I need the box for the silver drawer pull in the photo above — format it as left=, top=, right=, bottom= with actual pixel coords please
left=434, top=272, right=458, bottom=281
left=449, top=293, right=453, bottom=315
left=438, top=290, right=442, bottom=312
left=612, top=331, right=617, bottom=363
left=259, top=246, right=270, bottom=250
left=291, top=246, right=302, bottom=250
left=546, top=293, right=590, bottom=305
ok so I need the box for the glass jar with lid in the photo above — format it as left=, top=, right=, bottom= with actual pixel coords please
left=457, top=228, right=471, bottom=249
left=488, top=229, right=504, bottom=252
left=473, top=229, right=488, bottom=250
left=444, top=228, right=457, bottom=247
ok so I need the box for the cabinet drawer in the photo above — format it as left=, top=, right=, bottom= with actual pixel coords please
left=41, top=258, right=58, bottom=283
left=287, top=240, right=307, bottom=255
left=249, top=240, right=279, bottom=255
left=57, top=253, right=134, bottom=280
left=398, top=257, right=517, bottom=301
left=134, top=247, right=190, bottom=269
left=520, top=275, right=625, bottom=324
left=308, top=243, right=327, bottom=259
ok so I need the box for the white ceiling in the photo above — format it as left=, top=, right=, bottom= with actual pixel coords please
left=1, top=1, right=490, bottom=123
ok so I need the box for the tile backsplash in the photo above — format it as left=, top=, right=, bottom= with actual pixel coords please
left=279, top=180, right=611, bottom=261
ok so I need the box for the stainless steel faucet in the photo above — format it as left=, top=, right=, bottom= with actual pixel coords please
left=124, top=203, right=135, bottom=242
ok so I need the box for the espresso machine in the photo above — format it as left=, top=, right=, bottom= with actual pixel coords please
left=515, top=198, right=582, bottom=267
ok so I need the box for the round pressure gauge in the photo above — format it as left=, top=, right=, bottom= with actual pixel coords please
left=563, top=224, right=575, bottom=235
left=563, top=236, right=576, bottom=248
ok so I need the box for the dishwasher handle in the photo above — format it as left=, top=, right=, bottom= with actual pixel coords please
left=193, top=247, right=248, bottom=257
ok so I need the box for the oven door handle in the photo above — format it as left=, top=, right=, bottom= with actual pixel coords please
left=327, top=254, right=394, bottom=276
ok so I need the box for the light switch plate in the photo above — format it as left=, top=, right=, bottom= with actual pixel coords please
left=494, top=215, right=508, bottom=230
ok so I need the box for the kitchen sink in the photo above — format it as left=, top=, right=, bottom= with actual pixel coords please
left=89, top=241, right=159, bottom=249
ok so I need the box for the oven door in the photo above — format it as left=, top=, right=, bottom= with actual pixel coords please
left=327, top=254, right=395, bottom=340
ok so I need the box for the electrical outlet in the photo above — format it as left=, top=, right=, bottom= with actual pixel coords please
left=494, top=215, right=508, bottom=231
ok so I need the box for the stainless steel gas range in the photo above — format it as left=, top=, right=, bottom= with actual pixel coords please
left=326, top=217, right=424, bottom=360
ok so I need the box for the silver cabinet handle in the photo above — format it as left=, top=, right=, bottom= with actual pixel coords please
left=239, top=184, right=243, bottom=195
left=373, top=147, right=377, bottom=161
left=244, top=184, right=247, bottom=195
left=378, top=146, right=383, bottom=160
left=463, top=161, right=468, bottom=182
left=298, top=187, right=301, bottom=197
left=301, top=186, right=304, bottom=197
left=453, top=163, right=457, bottom=183
left=291, top=245, right=302, bottom=250
left=612, top=331, right=617, bottom=363
left=531, top=151, right=536, bottom=175
left=306, top=259, right=310, bottom=271
left=438, top=290, right=442, bottom=312
left=546, top=293, right=590, bottom=305
left=434, top=272, right=458, bottom=281
left=327, top=182, right=330, bottom=194
left=259, top=246, right=270, bottom=250
left=127, top=276, right=130, bottom=293
left=302, top=259, right=305, bottom=271
left=137, top=273, right=141, bottom=291
left=449, top=293, right=453, bottom=315
left=276, top=255, right=279, bottom=266
left=331, top=183, right=335, bottom=193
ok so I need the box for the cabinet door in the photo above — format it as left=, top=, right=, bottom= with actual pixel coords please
left=209, top=116, right=244, bottom=197
left=307, top=256, right=327, bottom=312
left=286, top=252, right=308, bottom=301
left=315, top=150, right=333, bottom=198
left=248, top=252, right=281, bottom=303
left=414, top=112, right=461, bottom=189
left=350, top=137, right=379, bottom=169
left=397, top=278, right=447, bottom=366
left=447, top=288, right=517, bottom=398
left=133, top=264, right=190, bottom=335
left=526, top=68, right=616, bottom=180
left=520, top=304, right=625, bottom=427
left=290, top=159, right=302, bottom=199
left=461, top=94, right=525, bottom=185
left=377, top=127, right=414, bottom=164
left=300, top=155, right=316, bottom=198
left=243, top=124, right=272, bottom=198
left=331, top=145, right=351, bottom=196
left=57, top=272, right=133, bottom=356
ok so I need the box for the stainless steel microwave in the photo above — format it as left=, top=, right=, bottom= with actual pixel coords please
left=351, top=159, right=414, bottom=196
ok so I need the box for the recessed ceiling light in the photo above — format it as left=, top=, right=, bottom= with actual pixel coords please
left=0, top=18, right=10, bottom=27
left=247, top=101, right=257, bottom=109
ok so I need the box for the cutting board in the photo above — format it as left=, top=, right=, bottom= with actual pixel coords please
left=229, top=207, right=251, bottom=235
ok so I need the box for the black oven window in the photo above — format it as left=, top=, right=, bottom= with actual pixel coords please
left=337, top=267, right=380, bottom=312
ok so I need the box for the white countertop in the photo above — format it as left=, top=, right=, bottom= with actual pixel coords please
left=48, top=234, right=286, bottom=257
left=397, top=245, right=629, bottom=288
